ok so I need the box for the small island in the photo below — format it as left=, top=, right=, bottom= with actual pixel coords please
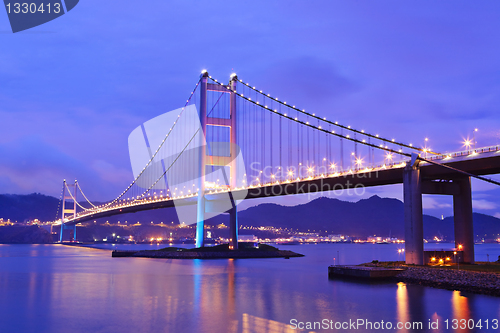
left=112, top=243, right=304, bottom=259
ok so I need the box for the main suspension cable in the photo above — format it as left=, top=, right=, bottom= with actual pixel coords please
left=216, top=76, right=438, bottom=155
left=208, top=77, right=411, bottom=158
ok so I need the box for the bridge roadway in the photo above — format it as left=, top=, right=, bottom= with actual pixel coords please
left=62, top=149, right=500, bottom=226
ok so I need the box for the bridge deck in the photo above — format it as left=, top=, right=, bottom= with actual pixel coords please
left=60, top=150, right=500, bottom=225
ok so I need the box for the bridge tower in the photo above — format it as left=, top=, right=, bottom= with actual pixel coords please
left=59, top=180, right=78, bottom=242
left=196, top=72, right=239, bottom=249
left=404, top=155, right=474, bottom=264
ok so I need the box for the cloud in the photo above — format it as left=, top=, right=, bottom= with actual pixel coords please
left=0, top=136, right=128, bottom=201
left=472, top=199, right=497, bottom=210
left=260, top=56, right=359, bottom=107
left=0, top=137, right=87, bottom=195
left=91, top=160, right=132, bottom=185
left=422, top=197, right=452, bottom=209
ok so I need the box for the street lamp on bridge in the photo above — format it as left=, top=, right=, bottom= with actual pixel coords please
left=473, top=128, right=478, bottom=150
left=385, top=152, right=393, bottom=165
left=423, top=137, right=431, bottom=158
left=355, top=157, right=363, bottom=169
left=463, top=138, right=472, bottom=151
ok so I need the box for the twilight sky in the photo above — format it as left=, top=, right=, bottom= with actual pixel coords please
left=1, top=0, right=500, bottom=218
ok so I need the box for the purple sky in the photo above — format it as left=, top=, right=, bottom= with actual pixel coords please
left=1, top=1, right=500, bottom=218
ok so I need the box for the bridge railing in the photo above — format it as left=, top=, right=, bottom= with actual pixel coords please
left=426, top=145, right=500, bottom=161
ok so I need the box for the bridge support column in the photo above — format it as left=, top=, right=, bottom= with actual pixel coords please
left=196, top=198, right=205, bottom=248
left=453, top=177, right=474, bottom=263
left=196, top=72, right=208, bottom=248
left=229, top=75, right=238, bottom=250
left=229, top=207, right=238, bottom=249
left=403, top=160, right=424, bottom=265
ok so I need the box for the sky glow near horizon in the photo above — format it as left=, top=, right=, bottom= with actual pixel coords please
left=1, top=0, right=500, bottom=218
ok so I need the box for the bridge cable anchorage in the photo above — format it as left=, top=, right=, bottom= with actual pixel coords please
left=76, top=181, right=96, bottom=208
left=103, top=78, right=202, bottom=208
left=214, top=77, right=439, bottom=156
left=208, top=77, right=411, bottom=158
left=418, top=156, right=500, bottom=187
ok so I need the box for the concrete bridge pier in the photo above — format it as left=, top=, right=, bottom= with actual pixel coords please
left=453, top=177, right=474, bottom=264
left=403, top=159, right=424, bottom=265
left=229, top=207, right=238, bottom=249
left=403, top=154, right=475, bottom=265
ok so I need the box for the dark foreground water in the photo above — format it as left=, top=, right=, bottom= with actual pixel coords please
left=0, top=243, right=499, bottom=333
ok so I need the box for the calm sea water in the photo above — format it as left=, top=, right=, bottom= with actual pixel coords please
left=0, top=243, right=499, bottom=333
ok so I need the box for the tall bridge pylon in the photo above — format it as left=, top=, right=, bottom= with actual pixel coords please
left=59, top=180, right=77, bottom=242
left=197, top=72, right=239, bottom=249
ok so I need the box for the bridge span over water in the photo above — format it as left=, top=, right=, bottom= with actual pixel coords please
left=55, top=72, right=500, bottom=265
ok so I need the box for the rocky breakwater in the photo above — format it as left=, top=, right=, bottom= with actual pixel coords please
left=397, top=266, right=500, bottom=297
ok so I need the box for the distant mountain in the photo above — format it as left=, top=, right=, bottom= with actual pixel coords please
left=228, top=196, right=410, bottom=238
left=0, top=193, right=180, bottom=225
left=0, top=193, right=60, bottom=223
left=441, top=213, right=500, bottom=241
left=209, top=196, right=500, bottom=240
left=1, top=193, right=499, bottom=240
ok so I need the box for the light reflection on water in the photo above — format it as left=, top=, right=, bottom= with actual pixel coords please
left=0, top=243, right=498, bottom=333
left=396, top=282, right=410, bottom=332
left=452, top=291, right=471, bottom=333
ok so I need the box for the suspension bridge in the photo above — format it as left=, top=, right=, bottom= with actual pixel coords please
left=54, top=71, right=500, bottom=265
